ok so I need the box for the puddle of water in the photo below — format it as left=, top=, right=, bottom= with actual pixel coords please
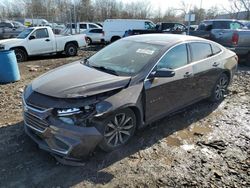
left=165, top=136, right=182, bottom=147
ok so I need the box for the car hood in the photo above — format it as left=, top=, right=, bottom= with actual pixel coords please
left=0, top=38, right=24, bottom=46
left=32, top=61, right=131, bottom=98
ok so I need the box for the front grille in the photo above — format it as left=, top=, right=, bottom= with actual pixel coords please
left=24, top=112, right=48, bottom=132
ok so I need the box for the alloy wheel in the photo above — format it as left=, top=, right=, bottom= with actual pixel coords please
left=104, top=113, right=135, bottom=147
left=215, top=76, right=228, bottom=100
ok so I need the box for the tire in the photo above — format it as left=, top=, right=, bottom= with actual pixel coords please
left=111, top=36, right=120, bottom=43
left=209, top=73, right=229, bottom=102
left=13, top=48, right=27, bottom=62
left=86, top=37, right=92, bottom=45
left=98, top=108, right=136, bottom=152
left=245, top=53, right=250, bottom=67
left=65, top=43, right=78, bottom=56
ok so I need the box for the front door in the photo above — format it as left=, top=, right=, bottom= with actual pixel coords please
left=28, top=28, right=54, bottom=55
left=144, top=43, right=197, bottom=123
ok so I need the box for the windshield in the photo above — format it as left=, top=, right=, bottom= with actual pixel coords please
left=87, top=40, right=163, bottom=76
left=17, top=28, right=34, bottom=39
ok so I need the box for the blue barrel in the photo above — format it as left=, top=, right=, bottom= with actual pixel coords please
left=0, top=50, right=20, bottom=83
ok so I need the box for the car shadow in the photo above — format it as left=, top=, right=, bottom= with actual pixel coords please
left=0, top=99, right=221, bottom=187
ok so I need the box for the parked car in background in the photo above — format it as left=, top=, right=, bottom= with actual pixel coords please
left=22, top=18, right=49, bottom=27
left=0, top=26, right=87, bottom=62
left=123, top=22, right=187, bottom=37
left=239, top=20, right=250, bottom=29
left=0, top=20, right=26, bottom=39
left=190, top=19, right=250, bottom=65
left=103, top=19, right=156, bottom=43
left=22, top=34, right=237, bottom=164
left=62, top=22, right=101, bottom=34
left=189, top=19, right=246, bottom=39
left=81, top=28, right=104, bottom=45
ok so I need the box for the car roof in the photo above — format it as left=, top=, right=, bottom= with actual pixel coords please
left=122, top=34, right=209, bottom=46
left=203, top=19, right=239, bottom=22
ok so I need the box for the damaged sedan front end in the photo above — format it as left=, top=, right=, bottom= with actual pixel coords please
left=23, top=34, right=237, bottom=164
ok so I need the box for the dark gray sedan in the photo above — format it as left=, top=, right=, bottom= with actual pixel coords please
left=22, top=34, right=238, bottom=164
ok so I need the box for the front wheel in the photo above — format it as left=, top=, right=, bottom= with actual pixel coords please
left=98, top=108, right=136, bottom=152
left=65, top=43, right=78, bottom=56
left=13, top=48, right=27, bottom=62
left=209, top=73, right=229, bottom=102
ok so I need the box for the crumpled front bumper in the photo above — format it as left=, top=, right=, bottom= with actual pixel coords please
left=24, top=119, right=103, bottom=164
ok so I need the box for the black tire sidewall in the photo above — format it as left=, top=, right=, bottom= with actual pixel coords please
left=14, top=49, right=27, bottom=62
left=86, top=37, right=92, bottom=45
left=65, top=43, right=77, bottom=56
left=97, top=108, right=136, bottom=152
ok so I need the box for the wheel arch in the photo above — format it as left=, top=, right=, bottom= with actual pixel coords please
left=111, top=36, right=121, bottom=42
left=64, top=41, right=79, bottom=49
left=10, top=46, right=28, bottom=55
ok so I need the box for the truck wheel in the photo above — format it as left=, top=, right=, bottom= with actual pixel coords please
left=65, top=43, right=78, bottom=56
left=13, top=48, right=27, bottom=62
left=111, top=36, right=120, bottom=43
left=245, top=53, right=250, bottom=67
left=86, top=37, right=92, bottom=45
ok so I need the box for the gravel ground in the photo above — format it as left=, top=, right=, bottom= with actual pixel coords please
left=0, top=48, right=249, bottom=187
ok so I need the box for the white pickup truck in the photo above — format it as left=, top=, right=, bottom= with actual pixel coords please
left=0, top=26, right=87, bottom=62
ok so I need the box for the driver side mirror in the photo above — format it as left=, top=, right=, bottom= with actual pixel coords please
left=149, top=68, right=175, bottom=79
left=29, top=35, right=36, bottom=40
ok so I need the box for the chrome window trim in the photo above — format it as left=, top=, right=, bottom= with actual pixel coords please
left=144, top=40, right=224, bottom=81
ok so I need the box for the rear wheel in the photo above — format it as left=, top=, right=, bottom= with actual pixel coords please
left=209, top=73, right=229, bottom=102
left=65, top=43, right=78, bottom=56
left=111, top=36, right=121, bottom=43
left=86, top=37, right=92, bottom=45
left=245, top=53, right=250, bottom=67
left=98, top=108, right=136, bottom=152
left=13, top=48, right=27, bottom=62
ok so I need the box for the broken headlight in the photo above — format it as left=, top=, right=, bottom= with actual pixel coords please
left=56, top=106, right=95, bottom=126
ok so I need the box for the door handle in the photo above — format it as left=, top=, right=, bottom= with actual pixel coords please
left=213, top=62, right=220, bottom=67
left=45, top=39, right=50, bottom=42
left=183, top=72, right=192, bottom=78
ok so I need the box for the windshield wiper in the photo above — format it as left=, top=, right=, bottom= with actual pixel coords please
left=91, top=65, right=119, bottom=76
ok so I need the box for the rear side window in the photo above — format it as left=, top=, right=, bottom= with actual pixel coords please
left=89, top=29, right=102, bottom=33
left=80, top=24, right=87, bottom=29
left=211, top=44, right=222, bottom=55
left=157, top=44, right=188, bottom=70
left=190, top=42, right=213, bottom=62
left=213, top=21, right=230, bottom=29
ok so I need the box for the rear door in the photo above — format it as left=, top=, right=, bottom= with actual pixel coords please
left=189, top=42, right=223, bottom=98
left=88, top=29, right=103, bottom=42
left=144, top=43, right=197, bottom=122
left=28, top=28, right=54, bottom=55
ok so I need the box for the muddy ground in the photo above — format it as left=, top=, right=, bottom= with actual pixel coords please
left=0, top=48, right=249, bottom=187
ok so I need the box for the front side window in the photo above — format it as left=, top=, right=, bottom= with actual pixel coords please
left=89, top=24, right=98, bottom=28
left=157, top=44, right=188, bottom=70
left=31, top=29, right=49, bottom=39
left=190, top=42, right=213, bottom=62
left=230, top=22, right=243, bottom=29
left=145, top=22, right=155, bottom=30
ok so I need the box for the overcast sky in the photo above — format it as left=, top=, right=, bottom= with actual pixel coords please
left=0, top=0, right=231, bottom=12
left=122, top=0, right=231, bottom=12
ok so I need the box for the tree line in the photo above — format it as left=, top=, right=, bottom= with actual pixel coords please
left=0, top=0, right=249, bottom=24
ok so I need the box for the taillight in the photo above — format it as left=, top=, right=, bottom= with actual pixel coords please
left=232, top=32, right=239, bottom=45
